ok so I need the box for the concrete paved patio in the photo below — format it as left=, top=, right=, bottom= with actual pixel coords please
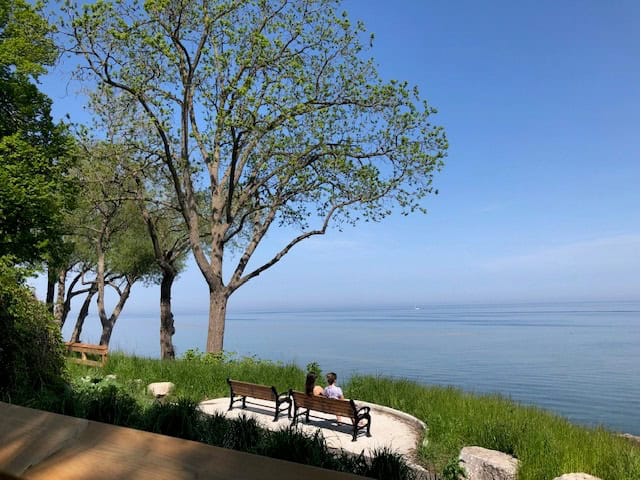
left=198, top=397, right=426, bottom=462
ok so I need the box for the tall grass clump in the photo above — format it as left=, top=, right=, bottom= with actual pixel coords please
left=142, top=398, right=204, bottom=441
left=346, top=375, right=639, bottom=480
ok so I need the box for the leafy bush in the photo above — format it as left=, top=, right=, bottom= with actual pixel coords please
left=0, top=259, right=66, bottom=400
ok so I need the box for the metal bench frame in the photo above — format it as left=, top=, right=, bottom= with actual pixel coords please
left=227, top=378, right=292, bottom=422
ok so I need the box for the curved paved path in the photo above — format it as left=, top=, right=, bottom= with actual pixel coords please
left=198, top=398, right=425, bottom=461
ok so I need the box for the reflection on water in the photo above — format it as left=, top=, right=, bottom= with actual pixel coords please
left=66, top=301, right=640, bottom=435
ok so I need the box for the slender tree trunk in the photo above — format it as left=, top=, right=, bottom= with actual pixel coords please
left=160, top=268, right=177, bottom=360
left=46, top=266, right=56, bottom=313
left=70, top=285, right=97, bottom=343
left=207, top=289, right=228, bottom=353
left=99, top=318, right=116, bottom=346
left=54, top=268, right=67, bottom=325
left=98, top=280, right=133, bottom=347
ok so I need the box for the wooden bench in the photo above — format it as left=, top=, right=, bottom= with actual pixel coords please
left=227, top=379, right=292, bottom=422
left=289, top=390, right=372, bottom=442
left=64, top=342, right=108, bottom=367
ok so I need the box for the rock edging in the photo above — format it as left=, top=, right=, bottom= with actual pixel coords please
left=459, top=446, right=519, bottom=480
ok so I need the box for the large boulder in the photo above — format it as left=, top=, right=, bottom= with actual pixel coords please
left=459, top=446, right=519, bottom=480
left=554, top=474, right=600, bottom=480
left=147, top=382, right=175, bottom=398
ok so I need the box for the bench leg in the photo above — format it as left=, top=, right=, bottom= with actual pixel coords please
left=242, top=396, right=246, bottom=409
left=273, top=400, right=280, bottom=422
left=291, top=406, right=298, bottom=427
left=287, top=401, right=292, bottom=419
left=305, top=408, right=310, bottom=423
left=228, top=392, right=235, bottom=411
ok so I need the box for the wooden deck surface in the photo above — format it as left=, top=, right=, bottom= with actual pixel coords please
left=0, top=402, right=363, bottom=479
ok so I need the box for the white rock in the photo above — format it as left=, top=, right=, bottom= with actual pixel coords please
left=459, top=446, right=519, bottom=480
left=105, top=374, right=117, bottom=381
left=147, top=382, right=175, bottom=398
left=554, top=474, right=600, bottom=480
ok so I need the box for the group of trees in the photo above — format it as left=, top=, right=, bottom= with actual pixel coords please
left=1, top=0, right=447, bottom=359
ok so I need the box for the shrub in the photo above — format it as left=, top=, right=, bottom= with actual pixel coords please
left=442, top=456, right=465, bottom=480
left=365, top=447, right=415, bottom=480
left=142, top=398, right=204, bottom=440
left=0, top=259, right=66, bottom=399
left=261, top=427, right=336, bottom=469
left=222, top=415, right=263, bottom=452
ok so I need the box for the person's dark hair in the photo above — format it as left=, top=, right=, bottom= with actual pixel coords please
left=326, top=372, right=337, bottom=385
left=305, top=372, right=317, bottom=395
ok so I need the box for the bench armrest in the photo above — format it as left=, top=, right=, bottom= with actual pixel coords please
left=355, top=405, right=370, bottom=416
left=277, top=391, right=290, bottom=401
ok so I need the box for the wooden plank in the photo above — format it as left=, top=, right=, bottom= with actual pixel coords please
left=229, top=380, right=275, bottom=401
left=67, top=357, right=104, bottom=367
left=0, top=402, right=364, bottom=480
left=65, top=343, right=108, bottom=354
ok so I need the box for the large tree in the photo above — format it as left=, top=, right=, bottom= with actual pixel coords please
left=0, top=0, right=71, bottom=398
left=85, top=88, right=194, bottom=359
left=0, top=0, right=75, bottom=269
left=66, top=141, right=159, bottom=346
left=62, top=0, right=448, bottom=352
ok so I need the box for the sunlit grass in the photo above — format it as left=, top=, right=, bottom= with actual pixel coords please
left=346, top=376, right=640, bottom=479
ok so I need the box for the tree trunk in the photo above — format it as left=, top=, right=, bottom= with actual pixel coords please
left=46, top=266, right=56, bottom=313
left=98, top=279, right=133, bottom=347
left=206, top=289, right=228, bottom=353
left=99, top=318, right=116, bottom=346
left=160, top=268, right=177, bottom=360
left=70, top=285, right=97, bottom=343
left=54, top=268, right=67, bottom=325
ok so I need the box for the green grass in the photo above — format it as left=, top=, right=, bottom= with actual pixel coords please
left=63, top=353, right=639, bottom=480
left=65, top=351, right=307, bottom=403
left=346, top=376, right=640, bottom=479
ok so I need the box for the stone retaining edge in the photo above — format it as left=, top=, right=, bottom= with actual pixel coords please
left=358, top=400, right=428, bottom=432
left=356, top=401, right=435, bottom=479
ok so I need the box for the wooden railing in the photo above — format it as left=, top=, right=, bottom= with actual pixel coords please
left=64, top=342, right=108, bottom=367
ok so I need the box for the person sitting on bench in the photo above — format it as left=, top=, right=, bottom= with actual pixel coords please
left=323, top=372, right=344, bottom=424
left=305, top=372, right=324, bottom=396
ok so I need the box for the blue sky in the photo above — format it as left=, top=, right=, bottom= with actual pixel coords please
left=33, top=0, right=639, bottom=312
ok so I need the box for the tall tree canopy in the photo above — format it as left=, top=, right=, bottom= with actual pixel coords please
left=0, top=0, right=70, bottom=399
left=0, top=0, right=75, bottom=266
left=62, top=0, right=448, bottom=352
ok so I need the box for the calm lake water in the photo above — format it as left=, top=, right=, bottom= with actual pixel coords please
left=68, top=301, right=640, bottom=435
